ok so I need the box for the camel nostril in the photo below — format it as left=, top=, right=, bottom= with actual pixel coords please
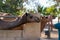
left=35, top=17, right=40, bottom=22
left=37, top=19, right=40, bottom=22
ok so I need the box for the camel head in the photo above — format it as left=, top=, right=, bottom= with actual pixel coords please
left=21, top=13, right=40, bottom=23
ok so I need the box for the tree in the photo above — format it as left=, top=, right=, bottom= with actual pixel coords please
left=0, top=0, right=23, bottom=16
left=37, top=5, right=59, bottom=17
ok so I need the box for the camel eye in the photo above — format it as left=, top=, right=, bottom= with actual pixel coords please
left=46, top=17, right=48, bottom=18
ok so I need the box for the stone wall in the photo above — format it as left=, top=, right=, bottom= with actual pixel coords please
left=0, top=22, right=40, bottom=40
left=23, top=22, right=40, bottom=38
left=0, top=30, right=22, bottom=40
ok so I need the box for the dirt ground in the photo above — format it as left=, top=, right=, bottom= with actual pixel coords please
left=40, top=29, right=58, bottom=40
left=22, top=29, right=58, bottom=40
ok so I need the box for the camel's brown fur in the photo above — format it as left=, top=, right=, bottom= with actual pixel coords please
left=0, top=13, right=40, bottom=30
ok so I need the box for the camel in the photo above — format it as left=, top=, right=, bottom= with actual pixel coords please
left=0, top=13, right=40, bottom=30
left=0, top=13, right=40, bottom=38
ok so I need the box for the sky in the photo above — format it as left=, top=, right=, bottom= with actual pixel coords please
left=23, top=0, right=57, bottom=12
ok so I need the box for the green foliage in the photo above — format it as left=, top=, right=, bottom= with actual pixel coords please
left=46, top=6, right=56, bottom=13
left=27, top=9, right=35, bottom=13
left=0, top=0, right=23, bottom=16
left=16, top=9, right=25, bottom=16
left=38, top=6, right=43, bottom=13
left=37, top=5, right=59, bottom=17
left=38, top=6, right=47, bottom=15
